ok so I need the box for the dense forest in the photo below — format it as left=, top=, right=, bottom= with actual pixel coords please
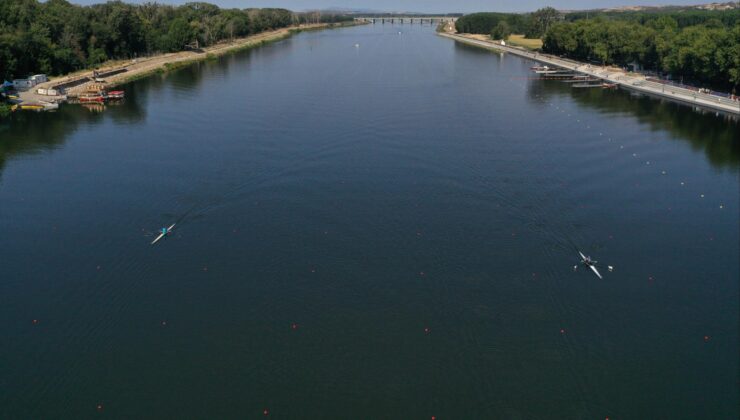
left=454, top=8, right=562, bottom=38
left=0, top=0, right=352, bottom=81
left=543, top=15, right=739, bottom=91
left=564, top=8, right=740, bottom=28
left=456, top=7, right=739, bottom=91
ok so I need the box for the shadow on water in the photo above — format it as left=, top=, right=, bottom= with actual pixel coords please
left=2, top=35, right=738, bottom=180
left=0, top=81, right=151, bottom=178
left=452, top=40, right=739, bottom=170
left=0, top=41, right=271, bottom=179
left=528, top=79, right=740, bottom=170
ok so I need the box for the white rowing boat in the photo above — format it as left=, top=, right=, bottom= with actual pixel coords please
left=579, top=251, right=602, bottom=279
left=151, top=223, right=175, bottom=245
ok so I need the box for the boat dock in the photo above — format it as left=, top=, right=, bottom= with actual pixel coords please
left=439, top=32, right=740, bottom=116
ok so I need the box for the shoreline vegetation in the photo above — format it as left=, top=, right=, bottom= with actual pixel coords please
left=0, top=0, right=363, bottom=118
left=59, top=22, right=359, bottom=93
left=0, top=1, right=356, bottom=81
left=439, top=31, right=740, bottom=115
left=1, top=21, right=361, bottom=118
left=454, top=8, right=739, bottom=92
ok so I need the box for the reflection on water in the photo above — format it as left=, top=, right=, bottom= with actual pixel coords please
left=0, top=76, right=151, bottom=177
left=3, top=36, right=738, bottom=179
left=0, top=50, right=249, bottom=178
left=0, top=25, right=737, bottom=418
left=0, top=110, right=83, bottom=177
left=527, top=78, right=740, bottom=169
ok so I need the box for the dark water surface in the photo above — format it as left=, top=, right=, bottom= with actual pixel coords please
left=1, top=24, right=738, bottom=419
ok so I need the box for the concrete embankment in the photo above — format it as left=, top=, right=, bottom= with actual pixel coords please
left=439, top=32, right=740, bottom=116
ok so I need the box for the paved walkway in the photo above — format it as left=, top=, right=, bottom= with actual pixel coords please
left=439, top=32, right=740, bottom=116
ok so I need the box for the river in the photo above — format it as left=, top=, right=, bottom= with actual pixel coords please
left=1, top=23, right=738, bottom=418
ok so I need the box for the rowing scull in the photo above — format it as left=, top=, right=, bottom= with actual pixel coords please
left=578, top=251, right=603, bottom=279
left=151, top=223, right=175, bottom=245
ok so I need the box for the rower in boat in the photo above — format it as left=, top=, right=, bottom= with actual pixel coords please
left=576, top=251, right=603, bottom=279
left=151, top=223, right=175, bottom=245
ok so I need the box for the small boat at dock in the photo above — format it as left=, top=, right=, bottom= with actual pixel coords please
left=561, top=77, right=601, bottom=83
left=79, top=94, right=105, bottom=103
left=539, top=73, right=580, bottom=79
left=41, top=101, right=59, bottom=110
left=106, top=90, right=125, bottom=99
left=572, top=82, right=605, bottom=88
left=18, top=102, right=45, bottom=110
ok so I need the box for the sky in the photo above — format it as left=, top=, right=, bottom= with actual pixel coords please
left=70, top=0, right=708, bottom=14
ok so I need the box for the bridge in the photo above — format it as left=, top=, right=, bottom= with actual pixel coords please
left=354, top=16, right=458, bottom=24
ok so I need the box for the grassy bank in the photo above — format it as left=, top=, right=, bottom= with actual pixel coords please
left=506, top=35, right=542, bottom=50
left=128, top=37, right=289, bottom=83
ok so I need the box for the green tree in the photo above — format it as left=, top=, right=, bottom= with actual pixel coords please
left=490, top=21, right=511, bottom=40
left=527, top=7, right=560, bottom=38
left=729, top=25, right=740, bottom=90
left=0, top=0, right=298, bottom=80
left=542, top=13, right=737, bottom=90
left=166, top=17, right=193, bottom=51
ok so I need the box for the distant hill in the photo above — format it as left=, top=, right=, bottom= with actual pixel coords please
left=566, top=2, right=738, bottom=13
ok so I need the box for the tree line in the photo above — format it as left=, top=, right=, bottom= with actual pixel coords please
left=564, top=8, right=740, bottom=29
left=454, top=8, right=562, bottom=39
left=456, top=7, right=739, bottom=92
left=0, top=0, right=353, bottom=82
left=543, top=16, right=739, bottom=91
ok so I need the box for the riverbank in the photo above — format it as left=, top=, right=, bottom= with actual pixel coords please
left=439, top=32, right=740, bottom=116
left=16, top=22, right=360, bottom=105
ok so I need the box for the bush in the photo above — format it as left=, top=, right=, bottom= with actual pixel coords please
left=0, top=103, right=12, bottom=119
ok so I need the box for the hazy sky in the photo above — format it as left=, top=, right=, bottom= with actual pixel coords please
left=70, top=0, right=706, bottom=13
